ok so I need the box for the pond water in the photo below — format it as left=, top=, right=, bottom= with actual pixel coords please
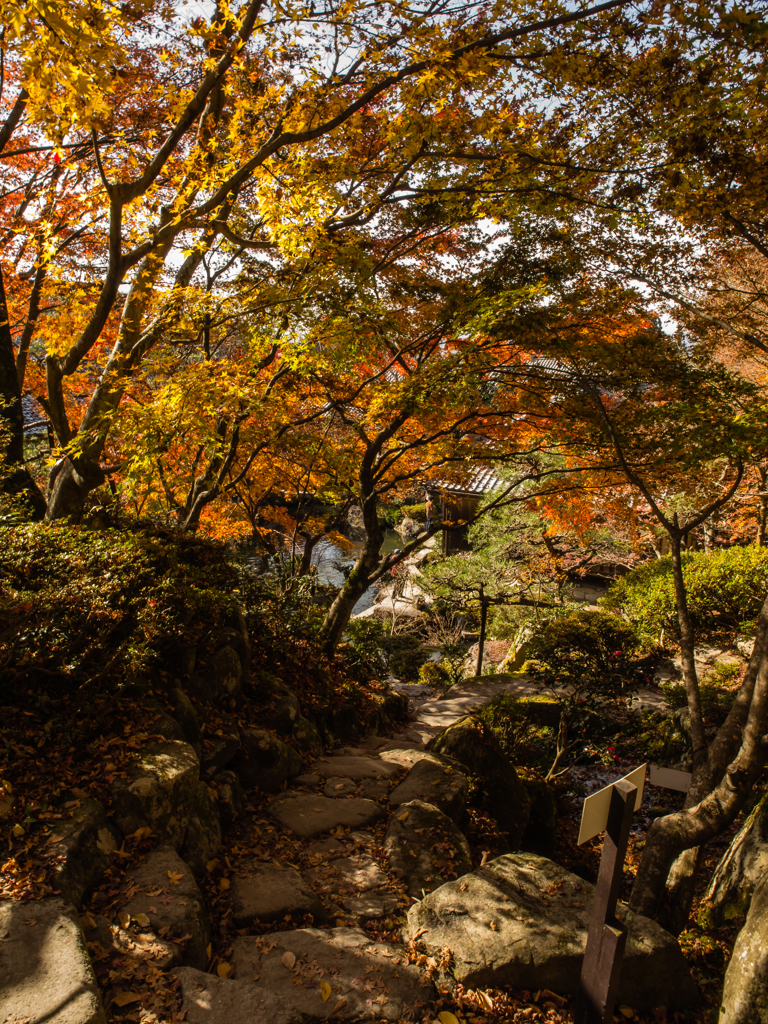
left=244, top=529, right=404, bottom=615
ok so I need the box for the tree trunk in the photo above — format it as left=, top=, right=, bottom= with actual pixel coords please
left=660, top=845, right=703, bottom=935
left=476, top=588, right=487, bottom=676
left=0, top=267, right=46, bottom=519
left=321, top=486, right=384, bottom=655
left=670, top=528, right=707, bottom=766
left=757, top=466, right=768, bottom=547
left=45, top=456, right=104, bottom=522
left=629, top=596, right=768, bottom=918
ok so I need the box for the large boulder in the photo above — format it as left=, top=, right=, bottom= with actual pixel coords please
left=230, top=926, right=435, bottom=1020
left=404, top=852, right=700, bottom=1012
left=384, top=799, right=472, bottom=898
left=311, top=754, right=400, bottom=781
left=389, top=759, right=468, bottom=822
left=171, top=688, right=202, bottom=753
left=50, top=797, right=121, bottom=908
left=118, top=845, right=210, bottom=970
left=110, top=740, right=200, bottom=847
left=260, top=685, right=300, bottom=734
left=292, top=716, right=324, bottom=757
left=426, top=716, right=530, bottom=848
left=175, top=966, right=309, bottom=1024
left=201, top=716, right=241, bottom=779
left=719, top=873, right=768, bottom=1024
left=0, top=897, right=106, bottom=1024
left=232, top=728, right=302, bottom=791
left=700, top=793, right=768, bottom=928
left=180, top=780, right=222, bottom=875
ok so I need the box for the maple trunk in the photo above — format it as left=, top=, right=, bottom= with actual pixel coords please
left=0, top=267, right=45, bottom=519
left=629, top=595, right=768, bottom=918
left=670, top=531, right=707, bottom=767
left=321, top=491, right=384, bottom=655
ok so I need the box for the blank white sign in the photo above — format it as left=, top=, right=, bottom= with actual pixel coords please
left=649, top=764, right=692, bottom=792
left=577, top=764, right=647, bottom=846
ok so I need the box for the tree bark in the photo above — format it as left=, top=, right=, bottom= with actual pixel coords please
left=629, top=595, right=768, bottom=917
left=476, top=587, right=487, bottom=676
left=670, top=526, right=707, bottom=767
left=321, top=497, right=384, bottom=654
left=0, top=266, right=46, bottom=519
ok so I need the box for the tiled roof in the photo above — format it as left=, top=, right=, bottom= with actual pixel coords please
left=433, top=466, right=503, bottom=495
left=22, top=395, right=48, bottom=435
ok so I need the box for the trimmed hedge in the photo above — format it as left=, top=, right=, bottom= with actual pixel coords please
left=602, top=545, right=768, bottom=642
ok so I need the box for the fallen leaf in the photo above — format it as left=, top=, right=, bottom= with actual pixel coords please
left=397, top=811, right=409, bottom=822
left=321, top=981, right=332, bottom=1002
left=219, top=877, right=230, bottom=891
left=24, top=917, right=37, bottom=927
left=12, top=824, right=24, bottom=837
left=70, top=788, right=89, bottom=799
left=206, top=859, right=219, bottom=872
left=119, top=911, right=131, bottom=930
left=217, top=963, right=233, bottom=978
left=134, top=913, right=150, bottom=928
left=477, top=990, right=494, bottom=1012
left=113, top=992, right=142, bottom=1007
left=282, top=951, right=296, bottom=970
left=619, top=1008, right=635, bottom=1019
left=79, top=914, right=96, bottom=930
left=167, top=870, right=184, bottom=884
left=206, top=943, right=212, bottom=960
left=437, top=1013, right=460, bottom=1024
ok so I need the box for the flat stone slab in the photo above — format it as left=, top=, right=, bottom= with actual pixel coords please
left=230, top=927, right=434, bottom=1020
left=342, top=893, right=400, bottom=920
left=119, top=845, right=210, bottom=970
left=231, top=863, right=324, bottom=927
left=306, top=855, right=387, bottom=894
left=324, top=776, right=358, bottom=797
left=175, top=966, right=308, bottom=1024
left=268, top=793, right=384, bottom=839
left=311, top=756, right=400, bottom=781
left=389, top=759, right=468, bottom=822
left=0, top=897, right=106, bottom=1024
left=405, top=852, right=700, bottom=1012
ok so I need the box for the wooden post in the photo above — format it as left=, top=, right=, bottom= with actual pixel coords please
left=476, top=585, right=486, bottom=676
left=578, top=778, right=637, bottom=1024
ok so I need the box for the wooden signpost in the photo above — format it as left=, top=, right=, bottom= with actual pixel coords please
left=577, top=764, right=647, bottom=1024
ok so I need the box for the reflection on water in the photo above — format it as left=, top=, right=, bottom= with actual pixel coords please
left=243, top=529, right=404, bottom=614
left=311, top=531, right=403, bottom=614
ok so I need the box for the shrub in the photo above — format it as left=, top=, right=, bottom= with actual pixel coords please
left=602, top=546, right=768, bottom=643
left=400, top=502, right=427, bottom=522
left=0, top=522, right=252, bottom=696
left=418, top=660, right=451, bottom=689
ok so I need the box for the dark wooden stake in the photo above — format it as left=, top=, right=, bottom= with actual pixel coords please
left=578, top=778, right=637, bottom=1024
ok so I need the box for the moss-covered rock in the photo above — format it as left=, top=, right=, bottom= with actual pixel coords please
left=426, top=715, right=530, bottom=849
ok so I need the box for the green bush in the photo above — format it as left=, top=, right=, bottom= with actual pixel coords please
left=602, top=546, right=768, bottom=643
left=418, top=660, right=451, bottom=689
left=0, top=522, right=250, bottom=695
left=478, top=693, right=559, bottom=769
left=400, top=502, right=427, bottom=522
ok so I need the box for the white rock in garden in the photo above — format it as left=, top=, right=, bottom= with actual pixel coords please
left=0, top=897, right=106, bottom=1024
left=230, top=926, right=434, bottom=1020
left=231, top=863, right=324, bottom=927
left=404, top=852, right=700, bottom=1012
left=175, top=966, right=308, bottom=1024
left=268, top=792, right=384, bottom=839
